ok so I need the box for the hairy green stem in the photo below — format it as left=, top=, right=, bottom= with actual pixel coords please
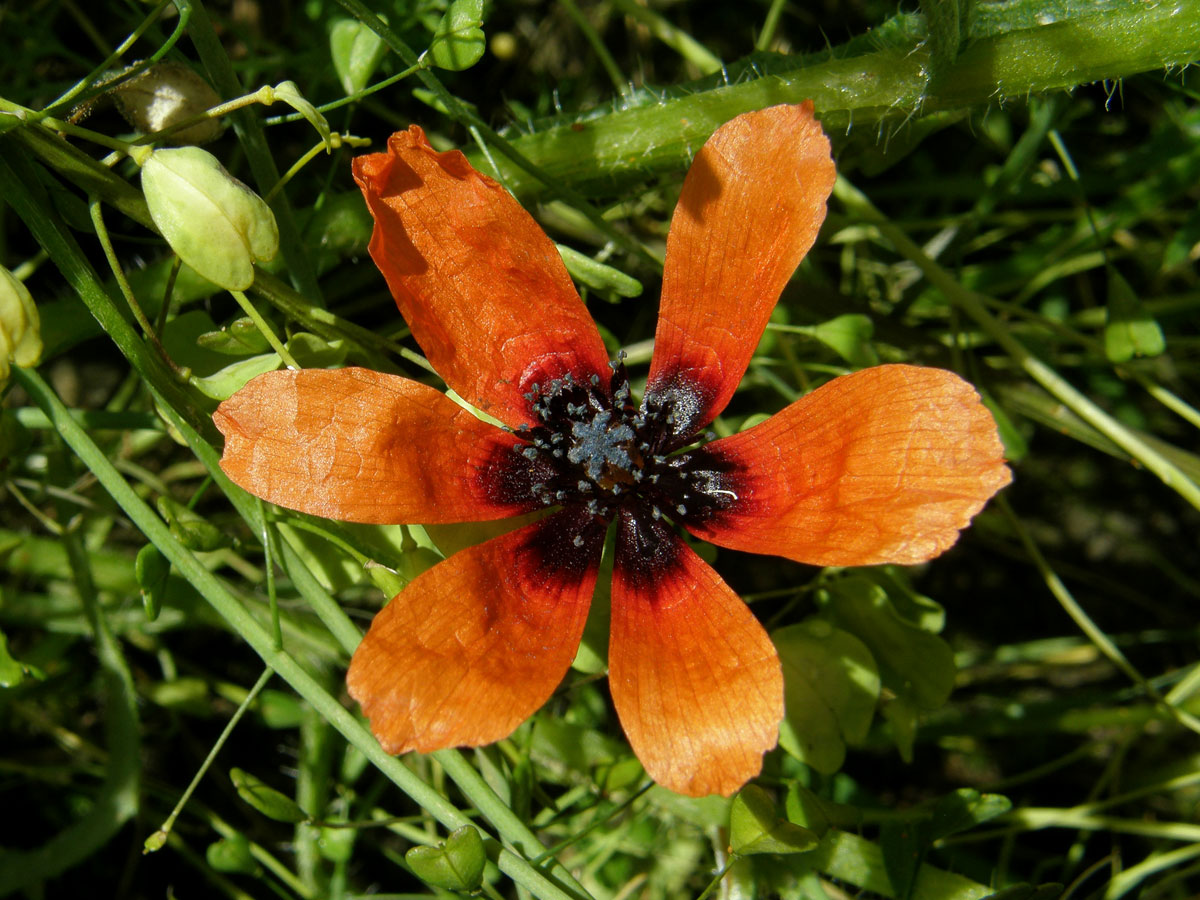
left=474, top=2, right=1200, bottom=197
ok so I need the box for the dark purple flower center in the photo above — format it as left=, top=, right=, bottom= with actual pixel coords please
left=485, top=361, right=741, bottom=545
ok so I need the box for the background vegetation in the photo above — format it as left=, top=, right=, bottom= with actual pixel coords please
left=2, top=1, right=1200, bottom=898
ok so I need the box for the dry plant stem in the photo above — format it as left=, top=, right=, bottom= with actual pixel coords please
left=832, top=176, right=1200, bottom=515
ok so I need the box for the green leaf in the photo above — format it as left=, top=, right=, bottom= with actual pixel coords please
left=406, top=825, right=486, bottom=892
left=329, top=17, right=388, bottom=95
left=135, top=543, right=170, bottom=621
left=189, top=352, right=282, bottom=401
left=428, top=0, right=486, bottom=71
left=881, top=820, right=924, bottom=900
left=286, top=331, right=347, bottom=368
left=881, top=694, right=919, bottom=763
left=196, top=316, right=272, bottom=355
left=0, top=629, right=28, bottom=688
left=161, top=309, right=239, bottom=376
left=825, top=576, right=956, bottom=710
left=318, top=826, right=357, bottom=863
left=257, top=689, right=305, bottom=729
left=1162, top=205, right=1200, bottom=269
left=557, top=244, right=643, bottom=299
left=156, top=495, right=229, bottom=553
left=1104, top=268, right=1165, bottom=362
left=270, top=81, right=333, bottom=152
left=774, top=618, right=880, bottom=774
left=982, top=391, right=1028, bottom=464
left=205, top=832, right=257, bottom=874
left=784, top=783, right=831, bottom=839
left=230, top=767, right=309, bottom=823
left=866, top=568, right=945, bottom=633
left=928, top=788, right=1012, bottom=841
left=794, top=314, right=880, bottom=367
left=146, top=677, right=211, bottom=716
left=729, top=785, right=819, bottom=856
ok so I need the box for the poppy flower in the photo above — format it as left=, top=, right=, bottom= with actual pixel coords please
left=214, top=103, right=1011, bottom=797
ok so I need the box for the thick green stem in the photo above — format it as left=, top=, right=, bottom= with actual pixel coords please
left=473, top=1, right=1200, bottom=197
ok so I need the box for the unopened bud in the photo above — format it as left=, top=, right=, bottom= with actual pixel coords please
left=0, top=266, right=43, bottom=384
left=140, top=147, right=279, bottom=291
left=115, top=62, right=224, bottom=145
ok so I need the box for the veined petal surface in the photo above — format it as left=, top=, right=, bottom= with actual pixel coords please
left=608, top=511, right=783, bottom=797
left=353, top=127, right=611, bottom=427
left=645, top=103, right=836, bottom=441
left=690, top=365, right=1012, bottom=567
left=215, top=367, right=531, bottom=524
left=347, top=508, right=604, bottom=752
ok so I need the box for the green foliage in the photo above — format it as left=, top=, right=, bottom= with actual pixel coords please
left=3, top=0, right=1200, bottom=898
left=405, top=825, right=487, bottom=892
left=230, top=767, right=310, bottom=824
left=329, top=18, right=389, bottom=96
left=775, top=618, right=879, bottom=773
left=729, top=785, right=819, bottom=855
left=428, top=0, right=487, bottom=71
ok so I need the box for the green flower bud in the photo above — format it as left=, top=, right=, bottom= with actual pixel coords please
left=140, top=147, right=279, bottom=291
left=0, top=265, right=43, bottom=384
left=114, top=61, right=224, bottom=145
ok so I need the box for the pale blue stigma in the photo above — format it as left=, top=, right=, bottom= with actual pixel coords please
left=567, top=409, right=636, bottom=482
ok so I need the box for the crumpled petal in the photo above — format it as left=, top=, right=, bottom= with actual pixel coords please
left=645, top=102, right=836, bottom=442
left=347, top=507, right=605, bottom=752
left=608, top=510, right=783, bottom=797
left=688, top=365, right=1012, bottom=566
left=353, top=127, right=612, bottom=428
left=215, top=367, right=533, bottom=524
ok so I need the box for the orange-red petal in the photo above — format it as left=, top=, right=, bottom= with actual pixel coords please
left=689, top=365, right=1012, bottom=567
left=608, top=511, right=783, bottom=797
left=214, top=367, right=532, bottom=524
left=352, top=127, right=611, bottom=428
left=346, top=508, right=604, bottom=752
left=645, top=103, right=836, bottom=440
